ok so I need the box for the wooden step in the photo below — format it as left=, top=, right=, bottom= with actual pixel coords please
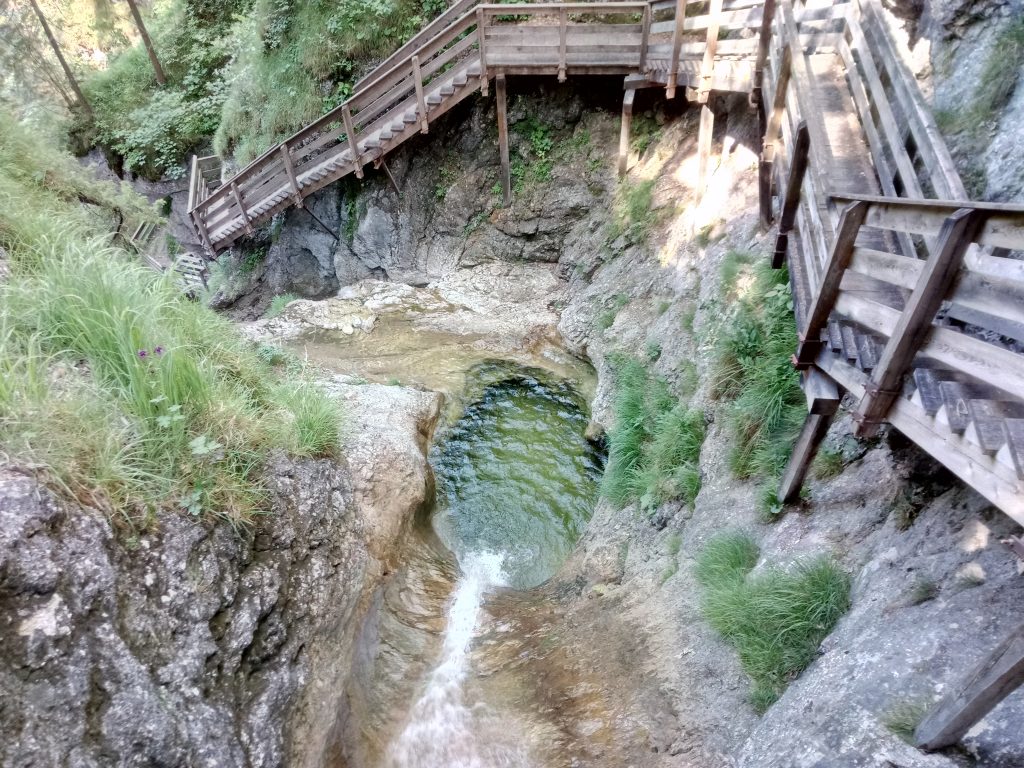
left=426, top=93, right=443, bottom=105
left=964, top=400, right=1011, bottom=456
left=440, top=84, right=455, bottom=96
left=911, top=368, right=943, bottom=416
left=854, top=333, right=880, bottom=372
left=453, top=72, right=469, bottom=86
left=997, top=419, right=1024, bottom=479
left=827, top=320, right=844, bottom=353
left=840, top=324, right=861, bottom=366
left=935, top=381, right=985, bottom=435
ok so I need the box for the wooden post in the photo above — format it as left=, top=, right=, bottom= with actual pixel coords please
left=477, top=8, right=489, bottom=96
left=696, top=104, right=714, bottom=204
left=793, top=201, right=869, bottom=367
left=230, top=181, right=254, bottom=236
left=667, top=0, right=686, bottom=98
left=342, top=105, right=364, bottom=179
left=191, top=210, right=214, bottom=255
left=412, top=55, right=429, bottom=134
left=619, top=89, right=636, bottom=178
left=778, top=368, right=842, bottom=503
left=915, top=624, right=1024, bottom=751
left=772, top=120, right=810, bottom=268
left=495, top=74, right=511, bottom=207
left=558, top=7, right=568, bottom=82
left=187, top=155, right=200, bottom=213
left=853, top=208, right=985, bottom=436
left=751, top=0, right=777, bottom=107
left=698, top=0, right=724, bottom=104
left=759, top=44, right=792, bottom=228
left=638, top=4, right=652, bottom=74
left=279, top=143, right=303, bottom=208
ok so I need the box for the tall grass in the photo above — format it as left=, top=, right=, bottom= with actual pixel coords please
left=1, top=116, right=343, bottom=525
left=602, top=357, right=705, bottom=511
left=713, top=258, right=805, bottom=516
left=696, top=533, right=851, bottom=711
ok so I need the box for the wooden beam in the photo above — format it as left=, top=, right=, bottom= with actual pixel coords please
left=558, top=7, right=568, bottom=82
left=477, top=8, right=490, bottom=96
left=778, top=396, right=840, bottom=503
left=412, top=55, right=429, bottom=134
left=191, top=210, right=214, bottom=255
left=698, top=0, right=724, bottom=104
left=342, top=105, right=364, bottom=180
left=279, top=143, right=304, bottom=208
left=187, top=155, right=200, bottom=213
left=751, top=0, right=777, bottom=106
left=853, top=208, right=986, bottom=436
left=772, top=120, right=809, bottom=268
left=916, top=624, right=1024, bottom=751
left=619, top=88, right=636, bottom=178
left=496, top=74, right=512, bottom=207
left=638, top=4, right=652, bottom=74
left=230, top=181, right=254, bottom=236
left=794, top=201, right=869, bottom=367
left=696, top=103, right=714, bottom=204
left=759, top=44, right=792, bottom=227
left=667, top=0, right=686, bottom=98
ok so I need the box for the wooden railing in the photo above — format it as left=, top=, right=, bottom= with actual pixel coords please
left=187, top=0, right=767, bottom=252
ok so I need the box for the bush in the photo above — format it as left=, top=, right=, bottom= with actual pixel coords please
left=713, top=259, right=805, bottom=516
left=696, top=533, right=851, bottom=711
left=266, top=293, right=299, bottom=318
left=601, top=357, right=705, bottom=511
left=0, top=116, right=343, bottom=524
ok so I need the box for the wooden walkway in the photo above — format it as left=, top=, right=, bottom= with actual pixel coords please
left=187, top=0, right=1024, bottom=529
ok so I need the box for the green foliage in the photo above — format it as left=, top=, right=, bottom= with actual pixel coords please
left=713, top=260, right=804, bottom=516
left=271, top=381, right=343, bottom=458
left=696, top=533, right=851, bottom=711
left=609, top=179, right=657, bottom=243
left=601, top=358, right=705, bottom=512
left=645, top=341, right=662, bottom=362
left=510, top=116, right=555, bottom=190
left=811, top=446, right=845, bottom=480
left=596, top=310, right=617, bottom=332
left=630, top=114, right=661, bottom=157
left=435, top=165, right=457, bottom=200
left=719, top=250, right=757, bottom=296
left=266, top=293, right=299, bottom=318
left=0, top=117, right=343, bottom=524
left=656, top=299, right=671, bottom=315
left=666, top=531, right=683, bottom=557
left=908, top=577, right=939, bottom=605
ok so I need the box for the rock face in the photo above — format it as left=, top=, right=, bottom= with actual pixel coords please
left=0, top=384, right=441, bottom=768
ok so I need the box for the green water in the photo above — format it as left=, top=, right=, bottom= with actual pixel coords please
left=430, top=362, right=604, bottom=590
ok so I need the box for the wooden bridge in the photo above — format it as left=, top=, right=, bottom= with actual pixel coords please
left=187, top=0, right=1024, bottom=742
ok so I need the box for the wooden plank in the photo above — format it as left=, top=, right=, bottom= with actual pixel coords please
left=230, top=181, right=253, bottom=236
left=619, top=88, right=636, bottom=178
left=496, top=74, right=511, bottom=206
left=478, top=7, right=490, bottom=95
left=187, top=155, right=200, bottom=213
left=412, top=55, right=429, bottom=134
left=795, top=201, right=870, bottom=366
left=751, top=0, right=777, bottom=106
left=773, top=120, right=810, bottom=268
left=558, top=7, right=568, bottom=81
left=697, top=103, right=714, bottom=204
left=639, top=3, right=652, bottom=73
left=915, top=624, right=1024, bottom=751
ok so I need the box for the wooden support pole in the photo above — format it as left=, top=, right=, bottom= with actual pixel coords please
left=558, top=7, right=568, bottom=82
left=477, top=9, right=489, bottom=96
left=772, top=120, right=810, bottom=268
left=191, top=210, right=214, bottom=255
left=638, top=4, right=652, bottom=74
left=496, top=74, right=511, bottom=207
left=667, top=0, right=686, bottom=99
left=698, top=0, right=724, bottom=104
left=759, top=44, right=792, bottom=228
left=751, top=0, right=777, bottom=106
left=230, top=182, right=254, bottom=236
left=187, top=155, right=200, bottom=213
left=777, top=369, right=842, bottom=503
left=279, top=143, right=304, bottom=208
left=696, top=103, right=714, bottom=205
left=853, top=208, right=985, bottom=436
left=794, top=201, right=869, bottom=367
left=412, top=55, right=430, bottom=134
left=618, top=89, right=636, bottom=178
left=342, top=105, right=364, bottom=180
left=915, top=624, right=1024, bottom=751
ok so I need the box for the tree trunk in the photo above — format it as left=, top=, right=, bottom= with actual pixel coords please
left=26, top=0, right=91, bottom=115
left=125, top=0, right=166, bottom=85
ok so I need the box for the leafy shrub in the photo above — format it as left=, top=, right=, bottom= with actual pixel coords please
left=601, top=357, right=705, bottom=511
left=696, top=533, right=851, bottom=711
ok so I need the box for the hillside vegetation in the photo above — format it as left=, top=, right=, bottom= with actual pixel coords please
left=0, top=113, right=342, bottom=526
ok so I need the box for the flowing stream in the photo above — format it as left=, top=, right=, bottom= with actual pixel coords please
left=360, top=362, right=604, bottom=768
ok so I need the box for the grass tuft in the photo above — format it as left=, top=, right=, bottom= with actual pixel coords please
left=696, top=533, right=851, bottom=711
left=601, top=357, right=705, bottom=512
left=883, top=700, right=929, bottom=743
left=266, top=293, right=299, bottom=318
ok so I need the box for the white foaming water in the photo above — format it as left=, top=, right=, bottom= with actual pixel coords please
left=385, top=552, right=532, bottom=768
